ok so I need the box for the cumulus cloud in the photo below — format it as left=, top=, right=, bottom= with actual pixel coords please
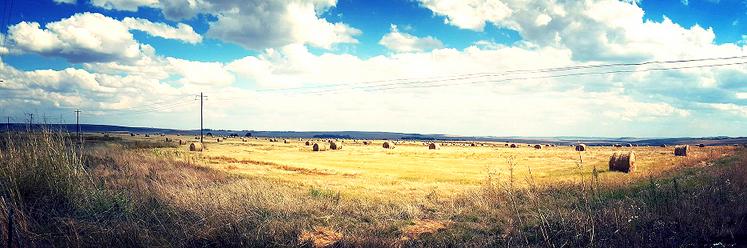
left=167, top=58, right=235, bottom=86
left=122, top=17, right=202, bottom=44
left=90, top=0, right=360, bottom=50
left=379, top=24, right=444, bottom=53
left=7, top=12, right=144, bottom=63
left=90, top=0, right=159, bottom=11
left=6, top=12, right=203, bottom=63
left=418, top=0, right=726, bottom=62
left=202, top=0, right=361, bottom=50
left=3, top=1, right=747, bottom=136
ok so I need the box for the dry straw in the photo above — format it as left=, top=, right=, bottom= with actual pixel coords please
left=189, top=142, right=203, bottom=152
left=329, top=141, right=342, bottom=150
left=428, top=143, right=439, bottom=150
left=609, top=151, right=635, bottom=173
left=383, top=141, right=395, bottom=149
left=313, top=142, right=328, bottom=151
left=674, top=145, right=688, bottom=156
left=575, top=144, right=587, bottom=152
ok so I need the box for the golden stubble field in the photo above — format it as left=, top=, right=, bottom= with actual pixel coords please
left=122, top=134, right=736, bottom=200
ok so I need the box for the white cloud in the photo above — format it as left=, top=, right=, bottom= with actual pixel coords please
left=90, top=0, right=158, bottom=11
left=86, top=0, right=362, bottom=50
left=201, top=0, right=360, bottom=50
left=7, top=12, right=145, bottom=63
left=2, top=1, right=747, bottom=136
left=379, top=24, right=444, bottom=53
left=6, top=13, right=203, bottom=63
left=418, top=0, right=727, bottom=62
left=419, top=0, right=513, bottom=31
left=53, top=0, right=77, bottom=4
left=122, top=17, right=202, bottom=44
left=167, top=58, right=235, bottom=86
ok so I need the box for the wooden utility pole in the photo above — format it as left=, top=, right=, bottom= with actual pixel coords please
left=26, top=113, right=33, bottom=131
left=195, top=93, right=207, bottom=144
left=75, top=109, right=81, bottom=143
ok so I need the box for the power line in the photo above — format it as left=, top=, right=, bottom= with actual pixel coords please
left=253, top=55, right=747, bottom=94
left=300, top=58, right=747, bottom=95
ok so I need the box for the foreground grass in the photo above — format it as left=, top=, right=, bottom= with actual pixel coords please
left=0, top=131, right=745, bottom=247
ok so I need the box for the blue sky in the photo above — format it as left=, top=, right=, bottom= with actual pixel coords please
left=0, top=0, right=746, bottom=137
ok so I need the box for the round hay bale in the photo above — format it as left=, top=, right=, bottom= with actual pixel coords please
left=510, top=144, right=517, bottom=148
left=383, top=141, right=395, bottom=149
left=534, top=144, right=542, bottom=149
left=613, top=144, right=622, bottom=148
left=575, top=144, right=587, bottom=152
left=363, top=141, right=370, bottom=145
left=312, top=142, right=328, bottom=151
left=284, top=139, right=289, bottom=144
left=428, top=143, right=440, bottom=150
left=659, top=144, right=667, bottom=148
left=305, top=141, right=311, bottom=146
left=130, top=133, right=135, bottom=136
left=698, top=144, right=705, bottom=148
left=189, top=142, right=203, bottom=152
left=470, top=143, right=476, bottom=147
left=674, top=145, right=689, bottom=156
left=329, top=141, right=342, bottom=150
left=216, top=138, right=221, bottom=142
left=609, top=151, right=635, bottom=173
left=144, top=134, right=150, bottom=138
left=625, top=143, right=633, bottom=147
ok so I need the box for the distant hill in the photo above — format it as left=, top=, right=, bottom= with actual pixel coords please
left=3, top=123, right=745, bottom=146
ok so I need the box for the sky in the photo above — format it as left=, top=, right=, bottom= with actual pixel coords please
left=0, top=0, right=746, bottom=137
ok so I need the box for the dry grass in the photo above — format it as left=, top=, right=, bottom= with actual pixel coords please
left=0, top=131, right=745, bottom=247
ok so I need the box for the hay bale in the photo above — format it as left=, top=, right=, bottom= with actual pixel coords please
left=674, top=145, right=688, bottom=156
left=144, top=134, right=150, bottom=138
left=470, top=143, right=476, bottom=147
left=284, top=139, right=290, bottom=144
left=609, top=152, right=635, bottom=173
left=130, top=133, right=135, bottom=136
left=428, top=143, right=440, bottom=150
left=329, top=141, right=342, bottom=150
left=534, top=144, right=542, bottom=149
left=659, top=144, right=667, bottom=148
left=305, top=141, right=311, bottom=146
left=698, top=144, right=705, bottom=148
left=313, top=143, right=328, bottom=151
left=189, top=142, right=203, bottom=152
left=613, top=144, right=622, bottom=148
left=383, top=141, right=395, bottom=149
left=510, top=144, right=517, bottom=148
left=575, top=144, right=587, bottom=152
left=217, top=138, right=221, bottom=142
left=625, top=143, right=633, bottom=147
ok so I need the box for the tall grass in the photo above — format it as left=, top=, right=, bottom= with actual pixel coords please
left=0, top=130, right=745, bottom=247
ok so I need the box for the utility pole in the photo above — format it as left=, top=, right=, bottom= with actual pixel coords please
left=5, top=116, right=9, bottom=132
left=75, top=109, right=81, bottom=143
left=26, top=113, right=33, bottom=131
left=195, top=93, right=208, bottom=144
